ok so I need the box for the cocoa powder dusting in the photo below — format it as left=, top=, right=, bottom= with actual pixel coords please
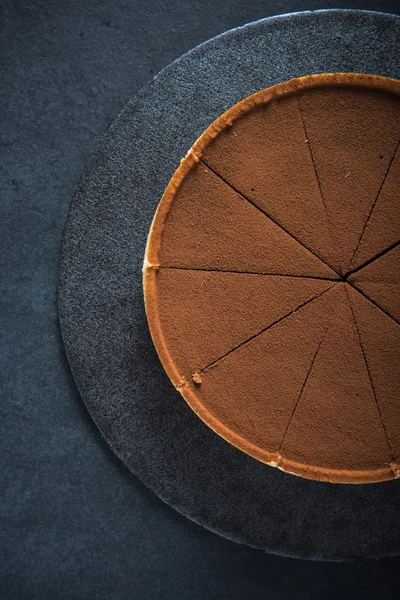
left=144, top=74, right=400, bottom=483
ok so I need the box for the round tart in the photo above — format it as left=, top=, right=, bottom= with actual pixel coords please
left=143, top=73, right=400, bottom=484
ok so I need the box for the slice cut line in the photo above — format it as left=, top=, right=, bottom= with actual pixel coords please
left=350, top=141, right=400, bottom=270
left=347, top=243, right=400, bottom=323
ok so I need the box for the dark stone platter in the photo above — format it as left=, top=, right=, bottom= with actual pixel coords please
left=59, top=10, right=400, bottom=560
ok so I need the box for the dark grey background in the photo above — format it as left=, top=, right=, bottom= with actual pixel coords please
left=1, top=1, right=400, bottom=598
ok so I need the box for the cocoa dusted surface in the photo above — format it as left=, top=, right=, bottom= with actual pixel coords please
left=146, top=76, right=400, bottom=483
left=59, top=10, right=400, bottom=560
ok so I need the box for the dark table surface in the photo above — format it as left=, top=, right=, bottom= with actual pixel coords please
left=1, top=1, right=399, bottom=598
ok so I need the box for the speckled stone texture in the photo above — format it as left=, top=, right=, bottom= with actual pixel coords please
left=59, top=10, right=400, bottom=560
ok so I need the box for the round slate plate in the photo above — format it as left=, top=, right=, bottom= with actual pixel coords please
left=59, top=9, right=400, bottom=561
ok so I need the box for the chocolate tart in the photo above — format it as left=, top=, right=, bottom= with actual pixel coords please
left=143, top=73, right=400, bottom=484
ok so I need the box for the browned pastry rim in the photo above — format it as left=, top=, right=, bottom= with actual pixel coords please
left=143, top=73, right=400, bottom=484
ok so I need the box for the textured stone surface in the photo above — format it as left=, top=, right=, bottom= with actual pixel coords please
left=59, top=10, right=400, bottom=560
